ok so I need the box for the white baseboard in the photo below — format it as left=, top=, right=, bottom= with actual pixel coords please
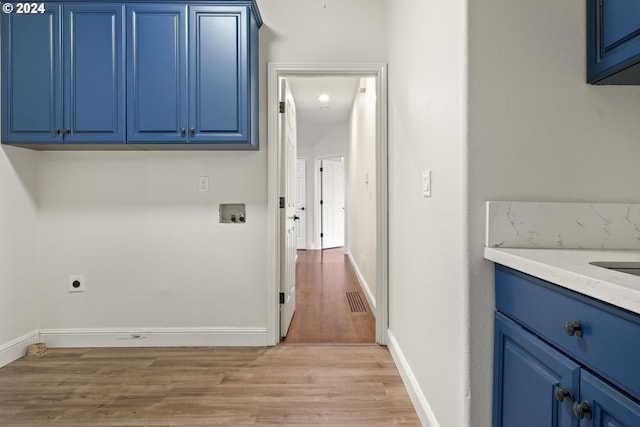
left=0, top=330, right=40, bottom=368
left=346, top=249, right=376, bottom=311
left=39, top=327, right=269, bottom=348
left=387, top=330, right=439, bottom=427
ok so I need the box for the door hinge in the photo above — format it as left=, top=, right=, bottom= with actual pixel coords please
left=279, top=292, right=285, bottom=304
left=279, top=102, right=285, bottom=113
left=320, top=200, right=323, bottom=205
left=279, top=197, right=285, bottom=208
left=320, top=233, right=324, bottom=238
left=320, top=167, right=323, bottom=172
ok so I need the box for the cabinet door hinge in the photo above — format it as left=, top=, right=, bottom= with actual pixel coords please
left=320, top=200, right=323, bottom=205
left=279, top=102, right=285, bottom=114
left=320, top=167, right=323, bottom=172
left=320, top=233, right=324, bottom=238
left=279, top=197, right=285, bottom=208
left=279, top=292, right=285, bottom=304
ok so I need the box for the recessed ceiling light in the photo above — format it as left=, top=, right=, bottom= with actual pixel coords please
left=320, top=106, right=330, bottom=111
left=318, top=94, right=330, bottom=103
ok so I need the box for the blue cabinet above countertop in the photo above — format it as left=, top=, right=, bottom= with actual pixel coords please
left=1, top=0, right=262, bottom=150
left=587, top=0, right=640, bottom=84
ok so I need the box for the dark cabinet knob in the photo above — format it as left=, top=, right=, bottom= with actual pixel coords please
left=301, top=207, right=305, bottom=211
left=293, top=215, right=300, bottom=221
left=180, top=128, right=186, bottom=135
left=564, top=319, right=583, bottom=338
left=572, top=401, right=592, bottom=420
left=554, top=387, right=574, bottom=403
left=63, top=128, right=70, bottom=134
left=190, top=128, right=195, bottom=135
left=53, top=128, right=61, bottom=135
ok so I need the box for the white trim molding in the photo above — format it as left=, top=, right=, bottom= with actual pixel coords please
left=0, top=330, right=40, bottom=368
left=267, top=63, right=388, bottom=346
left=388, top=330, right=440, bottom=427
left=346, top=248, right=376, bottom=311
left=39, top=327, right=268, bottom=348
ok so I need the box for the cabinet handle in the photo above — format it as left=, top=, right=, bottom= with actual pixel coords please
left=180, top=128, right=186, bottom=136
left=190, top=127, right=195, bottom=135
left=554, top=387, right=574, bottom=403
left=53, top=128, right=61, bottom=135
left=63, top=128, right=70, bottom=135
left=564, top=319, right=583, bottom=338
left=572, top=401, right=592, bottom=420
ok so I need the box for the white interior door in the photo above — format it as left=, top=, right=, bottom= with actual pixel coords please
left=321, top=158, right=345, bottom=249
left=280, top=79, right=297, bottom=338
left=295, top=158, right=307, bottom=249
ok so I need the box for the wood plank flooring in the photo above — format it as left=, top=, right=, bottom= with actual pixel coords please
left=0, top=345, right=420, bottom=426
left=283, top=248, right=375, bottom=343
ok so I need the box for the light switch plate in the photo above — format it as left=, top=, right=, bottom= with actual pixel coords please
left=423, top=170, right=431, bottom=197
left=198, top=176, right=209, bottom=192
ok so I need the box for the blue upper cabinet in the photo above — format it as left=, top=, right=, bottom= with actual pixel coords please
left=1, top=3, right=125, bottom=145
left=64, top=4, right=126, bottom=143
left=189, top=6, right=249, bottom=145
left=587, top=0, right=640, bottom=84
left=1, top=1, right=261, bottom=150
left=1, top=4, right=63, bottom=144
left=127, top=4, right=259, bottom=149
left=127, top=4, right=188, bottom=143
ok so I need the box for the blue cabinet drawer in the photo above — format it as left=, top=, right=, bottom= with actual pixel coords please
left=496, top=265, right=640, bottom=401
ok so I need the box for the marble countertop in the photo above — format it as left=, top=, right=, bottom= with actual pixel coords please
left=484, top=247, right=640, bottom=315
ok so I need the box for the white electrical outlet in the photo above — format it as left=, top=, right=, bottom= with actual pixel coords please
left=69, top=275, right=86, bottom=292
left=423, top=170, right=431, bottom=197
left=198, top=176, right=209, bottom=192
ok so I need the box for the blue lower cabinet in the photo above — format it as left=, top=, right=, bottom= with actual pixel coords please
left=580, top=372, right=640, bottom=427
left=494, top=266, right=640, bottom=427
left=494, top=313, right=579, bottom=427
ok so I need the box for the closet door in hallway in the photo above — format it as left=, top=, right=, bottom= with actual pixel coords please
left=283, top=248, right=375, bottom=343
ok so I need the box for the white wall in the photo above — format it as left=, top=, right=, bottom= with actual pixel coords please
left=468, top=1, right=640, bottom=425
left=387, top=0, right=469, bottom=426
left=35, top=0, right=387, bottom=345
left=0, top=146, right=40, bottom=364
left=346, top=77, right=377, bottom=306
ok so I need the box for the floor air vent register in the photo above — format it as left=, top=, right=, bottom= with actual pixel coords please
left=346, top=291, right=367, bottom=313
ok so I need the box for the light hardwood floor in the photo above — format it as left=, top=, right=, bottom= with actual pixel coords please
left=283, top=248, right=375, bottom=344
left=0, top=345, right=420, bottom=426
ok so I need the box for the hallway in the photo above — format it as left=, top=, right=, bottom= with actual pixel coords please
left=283, top=248, right=375, bottom=343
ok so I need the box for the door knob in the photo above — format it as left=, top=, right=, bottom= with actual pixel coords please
left=190, top=128, right=195, bottom=135
left=572, top=401, right=592, bottom=420
left=554, top=387, right=574, bottom=403
left=53, top=128, right=61, bottom=135
left=180, top=128, right=186, bottom=135
left=63, top=128, right=70, bottom=134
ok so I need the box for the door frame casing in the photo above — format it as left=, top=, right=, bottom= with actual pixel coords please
left=267, top=63, right=388, bottom=345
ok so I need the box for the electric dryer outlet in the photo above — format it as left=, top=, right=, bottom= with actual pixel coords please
left=69, top=275, right=86, bottom=292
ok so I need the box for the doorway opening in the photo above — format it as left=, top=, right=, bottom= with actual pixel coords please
left=267, top=64, right=388, bottom=346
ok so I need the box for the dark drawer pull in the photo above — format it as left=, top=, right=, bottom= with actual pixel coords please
left=564, top=319, right=583, bottom=338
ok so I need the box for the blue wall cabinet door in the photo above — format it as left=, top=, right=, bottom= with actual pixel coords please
left=188, top=6, right=249, bottom=145
left=494, top=313, right=580, bottom=427
left=587, top=0, right=640, bottom=84
left=1, top=3, right=63, bottom=144
left=127, top=4, right=187, bottom=143
left=63, top=4, right=125, bottom=144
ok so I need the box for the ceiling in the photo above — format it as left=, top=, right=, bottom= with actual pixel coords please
left=288, top=77, right=362, bottom=126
